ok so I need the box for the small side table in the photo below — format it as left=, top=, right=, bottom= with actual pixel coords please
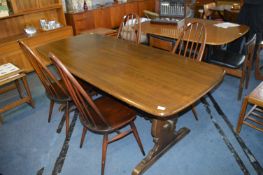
left=0, top=63, right=34, bottom=125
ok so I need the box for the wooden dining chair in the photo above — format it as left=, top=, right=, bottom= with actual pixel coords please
left=172, top=22, right=207, bottom=61
left=207, top=35, right=256, bottom=100
left=49, top=53, right=145, bottom=175
left=117, top=13, right=141, bottom=44
left=18, top=40, right=72, bottom=138
left=172, top=22, right=207, bottom=120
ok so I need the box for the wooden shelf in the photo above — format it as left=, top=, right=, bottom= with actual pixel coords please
left=0, top=4, right=62, bottom=20
left=0, top=26, right=69, bottom=46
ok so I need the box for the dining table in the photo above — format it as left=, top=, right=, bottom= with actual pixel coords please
left=141, top=18, right=249, bottom=46
left=37, top=34, right=225, bottom=175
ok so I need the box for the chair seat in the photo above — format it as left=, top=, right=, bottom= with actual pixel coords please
left=85, top=96, right=136, bottom=133
left=208, top=49, right=246, bottom=69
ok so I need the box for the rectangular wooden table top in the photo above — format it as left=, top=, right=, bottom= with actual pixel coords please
left=141, top=18, right=249, bottom=45
left=37, top=34, right=225, bottom=118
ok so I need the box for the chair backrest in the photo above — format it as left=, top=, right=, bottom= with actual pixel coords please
left=49, top=53, right=110, bottom=132
left=172, top=22, right=207, bottom=61
left=203, top=2, right=216, bottom=19
left=117, top=13, right=141, bottom=44
left=244, top=34, right=257, bottom=63
left=18, top=40, right=67, bottom=99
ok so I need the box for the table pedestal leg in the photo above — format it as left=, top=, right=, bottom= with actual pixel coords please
left=132, top=119, right=190, bottom=175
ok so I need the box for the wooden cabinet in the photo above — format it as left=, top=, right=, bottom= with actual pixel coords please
left=65, top=0, right=155, bottom=35
left=0, top=0, right=73, bottom=72
left=125, top=2, right=139, bottom=14
left=93, top=7, right=111, bottom=28
left=110, top=4, right=126, bottom=28
left=66, top=10, right=94, bottom=34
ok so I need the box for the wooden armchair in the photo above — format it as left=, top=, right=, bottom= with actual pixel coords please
left=172, top=22, right=207, bottom=120
left=49, top=53, right=145, bottom=175
left=117, top=13, right=141, bottom=44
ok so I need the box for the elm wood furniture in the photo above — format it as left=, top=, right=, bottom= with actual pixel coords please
left=172, top=21, right=207, bottom=120
left=117, top=13, right=141, bottom=44
left=65, top=0, right=155, bottom=35
left=141, top=18, right=249, bottom=46
left=255, top=41, right=263, bottom=80
left=18, top=40, right=71, bottom=138
left=207, top=35, right=256, bottom=100
left=0, top=65, right=34, bottom=125
left=37, top=34, right=225, bottom=175
left=49, top=53, right=145, bottom=175
left=236, top=82, right=263, bottom=133
left=0, top=0, right=73, bottom=72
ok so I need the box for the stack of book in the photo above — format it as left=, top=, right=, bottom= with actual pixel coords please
left=0, top=63, right=21, bottom=83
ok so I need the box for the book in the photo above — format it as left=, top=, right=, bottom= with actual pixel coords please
left=0, top=63, right=21, bottom=80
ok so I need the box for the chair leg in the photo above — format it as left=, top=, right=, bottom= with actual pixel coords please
left=48, top=100, right=54, bottom=123
left=130, top=121, right=145, bottom=156
left=191, top=105, right=198, bottom=121
left=245, top=55, right=253, bottom=89
left=21, top=76, right=34, bottom=108
left=236, top=97, right=249, bottom=134
left=238, top=66, right=246, bottom=100
left=101, top=134, right=108, bottom=175
left=80, top=127, right=88, bottom=148
left=0, top=114, right=3, bottom=126
left=15, top=80, right=23, bottom=99
left=65, top=101, right=69, bottom=138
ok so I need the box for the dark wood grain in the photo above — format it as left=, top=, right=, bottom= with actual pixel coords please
left=37, top=34, right=225, bottom=118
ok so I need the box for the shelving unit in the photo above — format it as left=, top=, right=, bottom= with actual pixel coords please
left=0, top=0, right=73, bottom=72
